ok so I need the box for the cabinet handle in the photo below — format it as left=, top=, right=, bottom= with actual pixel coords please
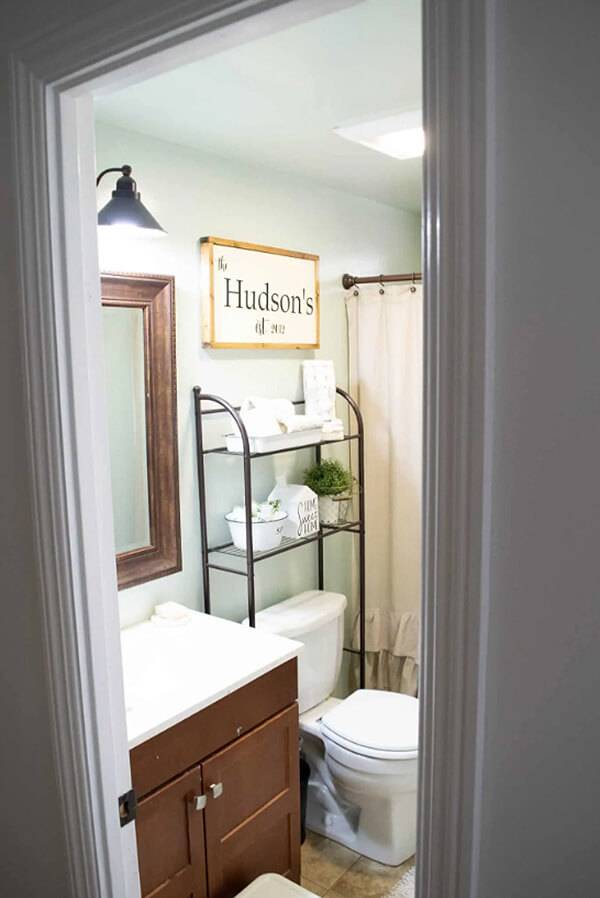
left=193, top=794, right=207, bottom=811
left=209, top=782, right=224, bottom=799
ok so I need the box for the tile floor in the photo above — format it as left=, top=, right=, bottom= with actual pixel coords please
left=300, top=831, right=415, bottom=898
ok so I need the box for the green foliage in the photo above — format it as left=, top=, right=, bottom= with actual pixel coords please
left=303, top=458, right=354, bottom=497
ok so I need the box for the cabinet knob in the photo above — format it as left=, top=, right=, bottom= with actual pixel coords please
left=193, top=794, right=207, bottom=811
left=209, top=782, right=224, bottom=799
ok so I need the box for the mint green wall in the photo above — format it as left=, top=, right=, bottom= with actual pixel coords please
left=95, top=121, right=421, bottom=630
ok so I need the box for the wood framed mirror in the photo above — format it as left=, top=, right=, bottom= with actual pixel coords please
left=101, top=273, right=181, bottom=589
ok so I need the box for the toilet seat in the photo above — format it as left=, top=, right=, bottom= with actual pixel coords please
left=320, top=689, right=419, bottom=762
left=324, top=735, right=419, bottom=781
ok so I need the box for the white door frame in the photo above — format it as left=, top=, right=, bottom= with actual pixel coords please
left=8, top=0, right=491, bottom=896
left=417, top=3, right=492, bottom=896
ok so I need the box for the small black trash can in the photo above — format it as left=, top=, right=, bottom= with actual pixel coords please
left=300, top=755, right=310, bottom=844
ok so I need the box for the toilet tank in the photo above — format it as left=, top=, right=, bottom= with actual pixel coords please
left=246, top=591, right=347, bottom=713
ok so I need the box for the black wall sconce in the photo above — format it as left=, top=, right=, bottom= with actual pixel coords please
left=96, top=165, right=166, bottom=235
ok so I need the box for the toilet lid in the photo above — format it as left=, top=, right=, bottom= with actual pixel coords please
left=320, top=689, right=418, bottom=757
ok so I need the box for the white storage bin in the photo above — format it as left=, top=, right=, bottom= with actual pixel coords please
left=225, top=429, right=324, bottom=454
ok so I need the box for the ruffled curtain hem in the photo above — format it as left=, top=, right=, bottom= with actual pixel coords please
left=353, top=609, right=420, bottom=661
left=349, top=650, right=418, bottom=697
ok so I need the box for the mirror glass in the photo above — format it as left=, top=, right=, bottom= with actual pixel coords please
left=102, top=306, right=151, bottom=554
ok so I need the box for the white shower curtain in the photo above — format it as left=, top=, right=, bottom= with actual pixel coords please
left=346, top=283, right=423, bottom=696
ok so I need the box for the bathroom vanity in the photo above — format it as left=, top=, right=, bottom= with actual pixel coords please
left=121, top=610, right=302, bottom=898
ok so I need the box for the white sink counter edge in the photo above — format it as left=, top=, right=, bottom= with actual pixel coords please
left=120, top=608, right=303, bottom=749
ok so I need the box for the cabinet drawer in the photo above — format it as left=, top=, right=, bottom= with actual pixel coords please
left=131, top=659, right=297, bottom=798
left=202, top=704, right=300, bottom=898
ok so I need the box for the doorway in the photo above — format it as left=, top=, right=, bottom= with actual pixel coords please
left=8, top=1, right=489, bottom=897
left=96, top=1, right=422, bottom=893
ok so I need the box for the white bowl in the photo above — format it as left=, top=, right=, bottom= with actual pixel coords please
left=225, top=512, right=288, bottom=553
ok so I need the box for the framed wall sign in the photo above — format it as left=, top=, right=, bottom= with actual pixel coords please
left=200, top=236, right=320, bottom=349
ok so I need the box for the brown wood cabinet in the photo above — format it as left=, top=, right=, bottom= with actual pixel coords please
left=130, top=660, right=300, bottom=898
left=136, top=765, right=207, bottom=898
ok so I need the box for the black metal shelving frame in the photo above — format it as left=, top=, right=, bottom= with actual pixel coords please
left=193, top=385, right=366, bottom=688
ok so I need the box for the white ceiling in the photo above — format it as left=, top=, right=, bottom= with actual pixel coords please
left=94, top=0, right=422, bottom=211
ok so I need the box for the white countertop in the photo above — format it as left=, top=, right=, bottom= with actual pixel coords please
left=120, top=608, right=302, bottom=749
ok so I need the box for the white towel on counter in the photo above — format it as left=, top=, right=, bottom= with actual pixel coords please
left=150, top=601, right=194, bottom=627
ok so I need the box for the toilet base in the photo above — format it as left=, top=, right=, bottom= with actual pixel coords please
left=301, top=731, right=417, bottom=867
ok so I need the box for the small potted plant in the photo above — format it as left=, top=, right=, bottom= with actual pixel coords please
left=303, top=459, right=355, bottom=525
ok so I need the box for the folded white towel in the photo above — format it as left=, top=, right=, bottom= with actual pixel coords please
left=279, top=414, right=324, bottom=434
left=239, top=409, right=281, bottom=437
left=240, top=397, right=295, bottom=436
left=321, top=416, right=344, bottom=433
left=321, top=417, right=345, bottom=439
left=240, top=397, right=324, bottom=437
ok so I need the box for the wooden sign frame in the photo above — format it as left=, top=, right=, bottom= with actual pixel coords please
left=200, top=236, right=320, bottom=349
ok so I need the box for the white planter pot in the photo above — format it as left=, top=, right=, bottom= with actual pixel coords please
left=319, top=495, right=344, bottom=525
left=225, top=513, right=287, bottom=553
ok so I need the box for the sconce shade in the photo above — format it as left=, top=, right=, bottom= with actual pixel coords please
left=97, top=165, right=166, bottom=235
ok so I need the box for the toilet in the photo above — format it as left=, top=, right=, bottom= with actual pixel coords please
left=249, top=590, right=419, bottom=866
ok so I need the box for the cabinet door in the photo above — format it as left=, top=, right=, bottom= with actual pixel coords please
left=202, top=704, right=300, bottom=898
left=136, top=764, right=208, bottom=898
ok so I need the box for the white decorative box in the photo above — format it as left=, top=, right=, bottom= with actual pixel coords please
left=268, top=479, right=319, bottom=540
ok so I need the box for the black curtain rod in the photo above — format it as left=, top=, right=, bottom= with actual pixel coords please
left=342, top=272, right=422, bottom=289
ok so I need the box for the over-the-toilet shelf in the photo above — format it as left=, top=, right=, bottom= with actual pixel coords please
left=192, top=385, right=367, bottom=688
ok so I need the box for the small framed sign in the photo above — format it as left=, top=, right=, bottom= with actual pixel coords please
left=200, top=236, right=320, bottom=349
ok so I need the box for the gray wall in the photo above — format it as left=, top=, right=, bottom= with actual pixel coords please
left=475, top=2, right=600, bottom=895
left=0, top=5, right=96, bottom=896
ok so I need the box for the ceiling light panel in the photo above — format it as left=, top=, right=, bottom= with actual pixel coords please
left=334, top=110, right=424, bottom=161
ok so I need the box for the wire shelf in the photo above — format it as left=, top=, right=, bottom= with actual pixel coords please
left=208, top=521, right=361, bottom=567
left=193, top=384, right=366, bottom=687
left=203, top=433, right=359, bottom=458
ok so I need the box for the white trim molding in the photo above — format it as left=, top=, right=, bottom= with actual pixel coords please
left=10, top=60, right=138, bottom=898
left=418, top=2, right=492, bottom=898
